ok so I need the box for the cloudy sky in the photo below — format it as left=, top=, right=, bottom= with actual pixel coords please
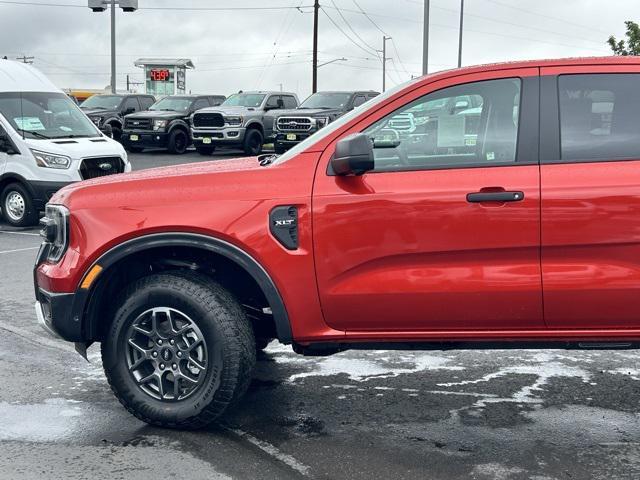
left=0, top=0, right=634, bottom=99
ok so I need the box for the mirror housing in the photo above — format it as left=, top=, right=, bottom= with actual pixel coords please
left=331, top=133, right=374, bottom=176
left=0, top=134, right=18, bottom=155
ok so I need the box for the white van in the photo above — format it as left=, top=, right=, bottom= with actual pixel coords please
left=0, top=60, right=130, bottom=226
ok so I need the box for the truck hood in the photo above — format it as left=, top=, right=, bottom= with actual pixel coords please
left=196, top=106, right=257, bottom=115
left=23, top=135, right=125, bottom=159
left=125, top=110, right=185, bottom=120
left=81, top=107, right=118, bottom=117
left=273, top=108, right=343, bottom=117
left=53, top=156, right=263, bottom=205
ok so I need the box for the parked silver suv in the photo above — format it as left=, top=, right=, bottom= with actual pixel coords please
left=191, top=91, right=298, bottom=155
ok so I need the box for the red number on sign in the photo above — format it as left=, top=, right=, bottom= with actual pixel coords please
left=150, top=69, right=170, bottom=81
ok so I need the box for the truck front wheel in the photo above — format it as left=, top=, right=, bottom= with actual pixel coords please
left=243, top=128, right=263, bottom=156
left=102, top=272, right=256, bottom=429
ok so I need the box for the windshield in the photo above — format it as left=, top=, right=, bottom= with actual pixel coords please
left=80, top=95, right=122, bottom=110
left=150, top=97, right=194, bottom=112
left=0, top=92, right=101, bottom=139
left=221, top=93, right=265, bottom=108
left=300, top=92, right=352, bottom=109
left=272, top=79, right=419, bottom=165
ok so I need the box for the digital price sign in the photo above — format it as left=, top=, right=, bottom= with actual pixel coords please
left=149, top=68, right=171, bottom=82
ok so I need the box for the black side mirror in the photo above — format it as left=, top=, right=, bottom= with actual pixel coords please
left=123, top=107, right=135, bottom=115
left=0, top=134, right=18, bottom=155
left=331, top=133, right=374, bottom=176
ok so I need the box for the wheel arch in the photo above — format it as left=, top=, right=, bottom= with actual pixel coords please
left=244, top=121, right=264, bottom=134
left=0, top=172, right=36, bottom=199
left=80, top=232, right=292, bottom=344
left=168, top=120, right=190, bottom=134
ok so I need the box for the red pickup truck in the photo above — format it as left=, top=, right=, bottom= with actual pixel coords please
left=35, top=57, right=640, bottom=428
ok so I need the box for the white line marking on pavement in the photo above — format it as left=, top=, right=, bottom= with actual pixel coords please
left=0, top=230, right=40, bottom=236
left=0, top=320, right=75, bottom=354
left=0, top=247, right=40, bottom=255
left=228, top=428, right=311, bottom=476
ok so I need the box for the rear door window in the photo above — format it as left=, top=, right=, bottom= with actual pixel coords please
left=559, top=74, right=640, bottom=161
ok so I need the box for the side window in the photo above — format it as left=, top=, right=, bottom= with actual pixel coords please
left=353, top=95, right=367, bottom=108
left=211, top=96, right=225, bottom=106
left=265, top=95, right=281, bottom=109
left=559, top=73, right=640, bottom=161
left=122, top=97, right=140, bottom=114
left=140, top=96, right=154, bottom=110
left=283, top=95, right=297, bottom=109
left=192, top=99, right=210, bottom=111
left=363, top=78, right=521, bottom=172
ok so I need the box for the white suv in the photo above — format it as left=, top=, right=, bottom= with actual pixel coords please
left=0, top=60, right=130, bottom=226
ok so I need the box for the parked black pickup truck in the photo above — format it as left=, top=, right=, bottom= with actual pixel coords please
left=270, top=90, right=379, bottom=153
left=121, top=95, right=226, bottom=154
left=80, top=93, right=156, bottom=141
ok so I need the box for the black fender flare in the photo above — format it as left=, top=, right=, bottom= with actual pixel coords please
left=80, top=232, right=293, bottom=344
left=244, top=121, right=264, bottom=134
left=168, top=119, right=190, bottom=134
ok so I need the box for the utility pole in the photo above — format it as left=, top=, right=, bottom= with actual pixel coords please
left=382, top=36, right=391, bottom=92
left=422, top=0, right=429, bottom=75
left=16, top=55, right=34, bottom=64
left=312, top=0, right=319, bottom=93
left=457, top=0, right=464, bottom=68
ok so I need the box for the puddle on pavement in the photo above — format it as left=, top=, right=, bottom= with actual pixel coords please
left=0, top=398, right=85, bottom=442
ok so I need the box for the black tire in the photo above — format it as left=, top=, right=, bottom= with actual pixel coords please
left=102, top=272, right=256, bottom=429
left=168, top=129, right=189, bottom=155
left=126, top=146, right=144, bottom=153
left=243, top=128, right=263, bottom=156
left=195, top=145, right=216, bottom=156
left=110, top=124, right=123, bottom=142
left=1, top=183, right=38, bottom=227
left=274, top=142, right=287, bottom=155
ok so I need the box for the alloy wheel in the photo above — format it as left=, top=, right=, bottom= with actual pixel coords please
left=125, top=307, right=209, bottom=402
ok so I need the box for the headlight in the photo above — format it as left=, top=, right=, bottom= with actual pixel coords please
left=91, top=116, right=102, bottom=126
left=314, top=117, right=330, bottom=129
left=153, top=120, right=168, bottom=131
left=31, top=150, right=71, bottom=169
left=39, top=204, right=70, bottom=263
left=224, top=116, right=243, bottom=126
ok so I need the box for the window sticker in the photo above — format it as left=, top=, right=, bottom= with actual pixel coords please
left=486, top=152, right=495, bottom=161
left=14, top=117, right=45, bottom=131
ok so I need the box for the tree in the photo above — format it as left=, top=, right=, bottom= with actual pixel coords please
left=608, top=21, right=640, bottom=55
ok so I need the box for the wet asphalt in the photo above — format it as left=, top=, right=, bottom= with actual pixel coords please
left=0, top=150, right=639, bottom=479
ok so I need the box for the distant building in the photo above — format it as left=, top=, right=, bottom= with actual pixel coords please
left=134, top=58, right=195, bottom=97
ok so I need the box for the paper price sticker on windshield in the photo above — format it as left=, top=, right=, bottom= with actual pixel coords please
left=14, top=117, right=45, bottom=131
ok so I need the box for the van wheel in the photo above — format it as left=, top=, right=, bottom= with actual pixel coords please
left=243, top=129, right=263, bottom=156
left=196, top=145, right=216, bottom=156
left=1, top=183, right=38, bottom=227
left=168, top=129, right=189, bottom=155
left=102, top=272, right=256, bottom=429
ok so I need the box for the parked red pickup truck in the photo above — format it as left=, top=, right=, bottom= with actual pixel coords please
left=35, top=57, right=640, bottom=428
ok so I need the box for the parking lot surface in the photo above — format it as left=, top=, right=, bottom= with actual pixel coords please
left=1, top=151, right=640, bottom=479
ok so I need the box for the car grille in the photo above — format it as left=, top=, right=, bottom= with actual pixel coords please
left=277, top=117, right=313, bottom=132
left=388, top=113, right=415, bottom=132
left=193, top=112, right=224, bottom=128
left=125, top=118, right=152, bottom=130
left=80, top=156, right=125, bottom=180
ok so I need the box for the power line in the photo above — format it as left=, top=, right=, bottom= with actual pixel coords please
left=320, top=7, right=380, bottom=58
left=0, top=1, right=312, bottom=10
left=330, top=0, right=379, bottom=55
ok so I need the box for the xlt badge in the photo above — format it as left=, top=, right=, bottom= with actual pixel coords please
left=270, top=206, right=298, bottom=250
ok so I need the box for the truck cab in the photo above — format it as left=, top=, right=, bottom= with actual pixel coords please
left=80, top=93, right=156, bottom=141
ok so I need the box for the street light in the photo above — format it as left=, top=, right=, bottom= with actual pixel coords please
left=88, top=0, right=138, bottom=93
left=317, top=57, right=347, bottom=68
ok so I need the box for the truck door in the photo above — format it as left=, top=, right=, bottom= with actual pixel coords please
left=312, top=69, right=543, bottom=332
left=540, top=68, right=640, bottom=329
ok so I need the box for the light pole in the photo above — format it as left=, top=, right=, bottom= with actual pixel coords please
left=317, top=58, right=347, bottom=68
left=88, top=0, right=138, bottom=93
left=458, top=0, right=464, bottom=68
left=422, top=0, right=429, bottom=75
left=382, top=36, right=391, bottom=92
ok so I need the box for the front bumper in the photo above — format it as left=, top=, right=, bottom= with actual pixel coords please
left=121, top=130, right=170, bottom=149
left=192, top=127, right=246, bottom=145
left=34, top=243, right=85, bottom=342
left=28, top=180, right=73, bottom=211
left=275, top=132, right=314, bottom=147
